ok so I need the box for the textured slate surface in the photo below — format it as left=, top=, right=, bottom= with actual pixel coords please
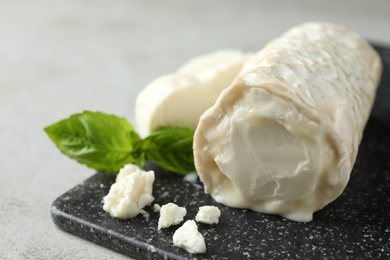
left=51, top=44, right=390, bottom=259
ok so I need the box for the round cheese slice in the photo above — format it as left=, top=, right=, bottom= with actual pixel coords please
left=135, top=50, right=252, bottom=137
left=193, top=22, right=382, bottom=222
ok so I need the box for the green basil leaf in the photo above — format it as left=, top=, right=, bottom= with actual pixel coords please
left=44, top=111, right=143, bottom=173
left=142, top=126, right=195, bottom=175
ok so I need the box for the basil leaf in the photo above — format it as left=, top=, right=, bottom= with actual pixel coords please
left=44, top=111, right=143, bottom=173
left=142, top=126, right=195, bottom=175
left=45, top=111, right=196, bottom=175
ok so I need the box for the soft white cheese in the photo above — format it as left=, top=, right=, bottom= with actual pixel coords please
left=195, top=206, right=221, bottom=224
left=135, top=50, right=252, bottom=137
left=158, top=203, right=187, bottom=230
left=103, top=165, right=155, bottom=219
left=194, top=22, right=382, bottom=222
left=115, top=163, right=140, bottom=182
left=173, top=220, right=206, bottom=254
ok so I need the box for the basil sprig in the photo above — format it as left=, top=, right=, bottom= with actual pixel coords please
left=142, top=126, right=195, bottom=174
left=44, top=111, right=195, bottom=174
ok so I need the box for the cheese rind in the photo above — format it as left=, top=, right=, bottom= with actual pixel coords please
left=194, top=22, right=382, bottom=222
left=135, top=50, right=252, bottom=137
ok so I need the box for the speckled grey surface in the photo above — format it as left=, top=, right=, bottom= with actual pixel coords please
left=51, top=44, right=390, bottom=259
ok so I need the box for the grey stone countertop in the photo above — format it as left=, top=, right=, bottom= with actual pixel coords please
left=1, top=1, right=389, bottom=259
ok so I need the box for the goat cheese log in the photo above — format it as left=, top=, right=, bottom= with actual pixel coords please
left=135, top=50, right=251, bottom=137
left=193, top=22, right=382, bottom=222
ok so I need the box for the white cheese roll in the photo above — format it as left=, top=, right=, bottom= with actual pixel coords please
left=194, top=22, right=382, bottom=222
left=135, top=50, right=252, bottom=137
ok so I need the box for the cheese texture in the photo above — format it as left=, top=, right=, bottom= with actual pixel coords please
left=195, top=206, right=221, bottom=224
left=158, top=203, right=187, bottom=230
left=135, top=50, right=251, bottom=137
left=115, top=163, right=140, bottom=182
left=103, top=164, right=155, bottom=219
left=173, top=220, right=206, bottom=254
left=153, top=203, right=161, bottom=213
left=193, top=22, right=382, bottom=222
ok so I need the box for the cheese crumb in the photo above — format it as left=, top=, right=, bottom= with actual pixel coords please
left=153, top=203, right=161, bottom=212
left=195, top=206, right=221, bottom=224
left=183, top=173, right=198, bottom=183
left=103, top=164, right=155, bottom=219
left=158, top=203, right=187, bottom=230
left=173, top=220, right=206, bottom=254
left=115, top=164, right=140, bottom=182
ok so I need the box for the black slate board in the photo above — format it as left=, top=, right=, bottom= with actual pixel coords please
left=51, top=44, right=390, bottom=259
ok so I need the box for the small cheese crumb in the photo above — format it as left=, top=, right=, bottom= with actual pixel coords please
left=141, top=210, right=150, bottom=222
left=195, top=206, right=221, bottom=224
left=153, top=203, right=161, bottom=212
left=158, top=203, right=187, bottom=230
left=103, top=165, right=155, bottom=219
left=173, top=220, right=206, bottom=254
left=183, top=173, right=198, bottom=183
